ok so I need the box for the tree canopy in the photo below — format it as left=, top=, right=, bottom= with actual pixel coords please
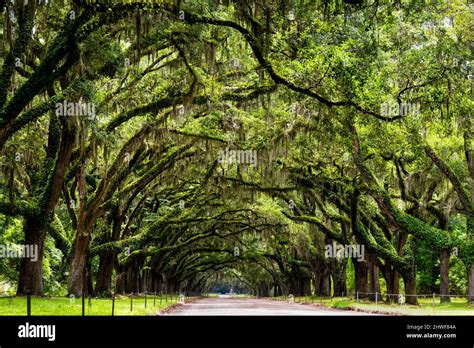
left=0, top=0, right=472, bottom=305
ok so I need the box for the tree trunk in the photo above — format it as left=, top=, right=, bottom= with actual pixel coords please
left=95, top=251, right=116, bottom=295
left=468, top=214, right=474, bottom=304
left=287, top=278, right=297, bottom=296
left=439, top=249, right=451, bottom=303
left=259, top=285, right=270, bottom=297
left=124, top=261, right=140, bottom=293
left=313, top=269, right=321, bottom=295
left=469, top=263, right=474, bottom=304
left=301, top=277, right=311, bottom=296
left=354, top=259, right=368, bottom=297
left=383, top=266, right=399, bottom=302
left=403, top=274, right=418, bottom=305
left=115, top=272, right=126, bottom=294
left=368, top=258, right=380, bottom=296
left=87, top=262, right=94, bottom=296
left=319, top=269, right=331, bottom=296
left=330, top=258, right=347, bottom=296
left=17, top=218, right=46, bottom=295
left=68, top=232, right=90, bottom=295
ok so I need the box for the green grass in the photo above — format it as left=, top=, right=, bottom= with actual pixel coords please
left=0, top=295, right=183, bottom=316
left=230, top=294, right=255, bottom=298
left=206, top=293, right=254, bottom=298
left=206, top=293, right=221, bottom=298
left=279, top=296, right=474, bottom=316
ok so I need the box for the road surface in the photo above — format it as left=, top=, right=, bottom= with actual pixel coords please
left=166, top=295, right=374, bottom=316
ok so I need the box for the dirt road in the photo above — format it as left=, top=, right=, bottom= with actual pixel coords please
left=166, top=295, right=374, bottom=316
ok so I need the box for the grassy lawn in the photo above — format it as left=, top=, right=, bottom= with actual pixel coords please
left=0, top=295, right=182, bottom=316
left=279, top=296, right=474, bottom=316
left=231, top=294, right=255, bottom=298
left=206, top=293, right=255, bottom=298
left=206, top=293, right=221, bottom=298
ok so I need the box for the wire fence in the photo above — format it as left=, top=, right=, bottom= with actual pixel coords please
left=355, top=291, right=470, bottom=306
left=274, top=291, right=472, bottom=307
left=0, top=290, right=205, bottom=316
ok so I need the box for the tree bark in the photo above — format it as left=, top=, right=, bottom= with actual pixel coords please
left=354, top=259, right=368, bottom=296
left=95, top=251, right=116, bottom=295
left=468, top=215, right=474, bottom=304
left=17, top=218, right=46, bottom=295
left=68, top=231, right=90, bottom=295
left=115, top=271, right=126, bottom=294
left=469, top=262, right=474, bottom=304
left=301, top=277, right=311, bottom=296
left=403, top=274, right=418, bottom=305
left=439, top=249, right=451, bottom=303
left=94, top=208, right=122, bottom=295
left=368, top=258, right=380, bottom=296
left=331, top=259, right=347, bottom=296
left=318, top=269, right=331, bottom=296
left=383, top=267, right=399, bottom=302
